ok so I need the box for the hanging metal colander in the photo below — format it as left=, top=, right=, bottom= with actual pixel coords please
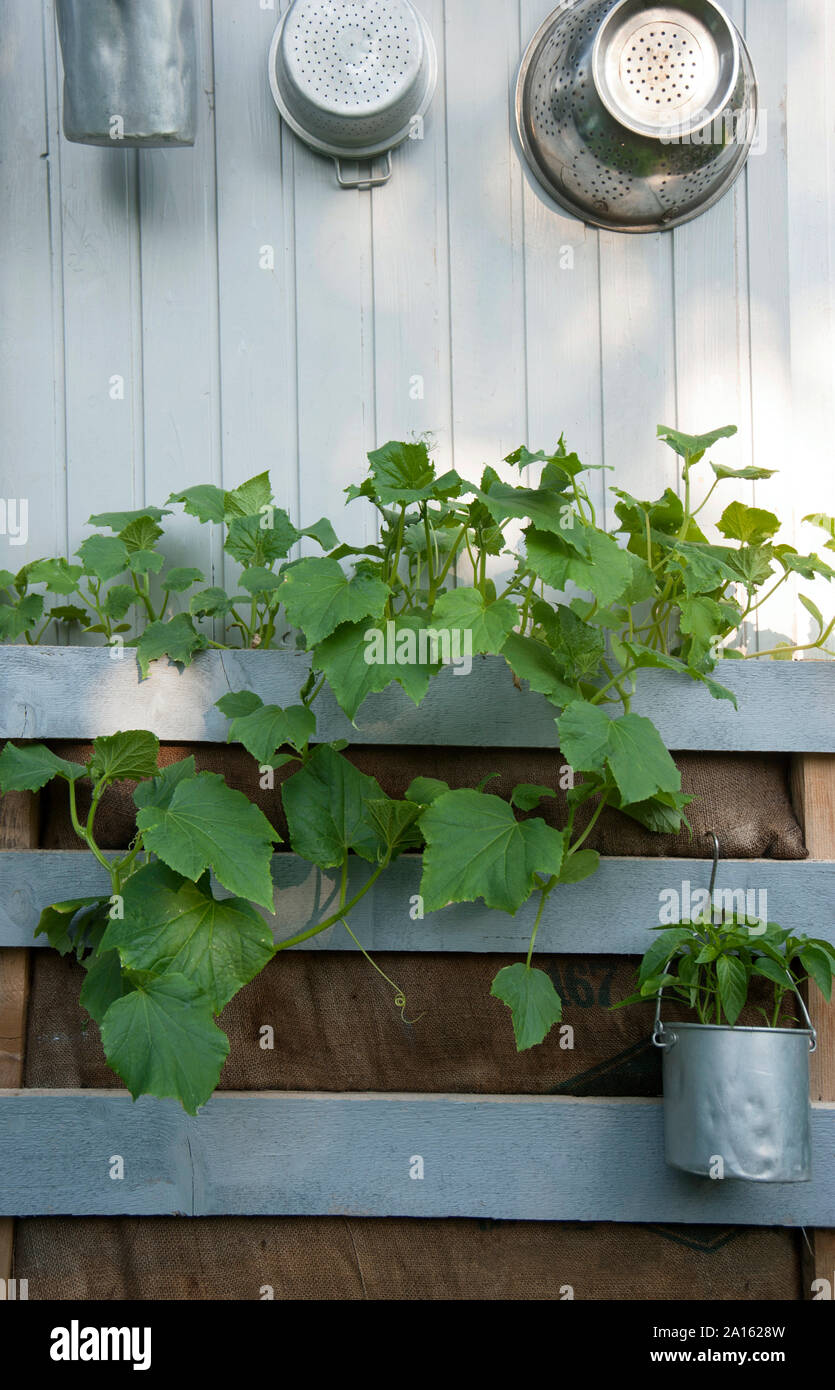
left=516, top=0, right=758, bottom=232
left=269, top=0, right=437, bottom=189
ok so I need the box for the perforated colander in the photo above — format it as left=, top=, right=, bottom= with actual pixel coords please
left=269, top=0, right=437, bottom=188
left=516, top=0, right=758, bottom=232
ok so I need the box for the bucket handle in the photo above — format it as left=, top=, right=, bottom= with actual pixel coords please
left=335, top=151, right=393, bottom=190
left=652, top=832, right=818, bottom=1052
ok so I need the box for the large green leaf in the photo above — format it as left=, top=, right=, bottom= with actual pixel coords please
left=280, top=557, right=389, bottom=647
left=420, top=790, right=566, bottom=914
left=162, top=566, right=206, bottom=593
left=76, top=534, right=129, bottom=581
left=555, top=701, right=612, bottom=775
left=120, top=515, right=165, bottom=555
left=100, top=974, right=230, bottom=1114
left=432, top=587, right=518, bottom=655
left=282, top=745, right=386, bottom=870
left=168, top=484, right=227, bottom=525
left=226, top=703, right=315, bottom=763
left=25, top=558, right=84, bottom=595
left=525, top=527, right=632, bottom=607
left=620, top=641, right=737, bottom=707
left=665, top=541, right=739, bottom=596
left=135, top=770, right=280, bottom=909
left=657, top=424, right=737, bottom=462
left=0, top=594, right=43, bottom=641
left=718, top=501, right=780, bottom=546
left=477, top=483, right=576, bottom=536
left=315, top=615, right=442, bottom=722
left=80, top=950, right=128, bottom=1024
left=606, top=714, right=681, bottom=806
left=224, top=472, right=273, bottom=519
left=0, top=742, right=87, bottom=793
left=101, top=863, right=275, bottom=1013
left=490, top=963, right=562, bottom=1051
left=136, top=613, right=209, bottom=679
left=501, top=632, right=576, bottom=707
left=678, top=595, right=726, bottom=664
left=88, top=506, right=171, bottom=531
left=544, top=604, right=607, bottom=680
left=367, top=440, right=433, bottom=503
left=88, top=730, right=160, bottom=784
left=224, top=511, right=299, bottom=566
left=34, top=897, right=107, bottom=956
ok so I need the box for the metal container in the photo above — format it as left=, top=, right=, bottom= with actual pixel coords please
left=515, top=0, right=758, bottom=232
left=658, top=1022, right=814, bottom=1182
left=269, top=0, right=438, bottom=188
left=55, top=0, right=197, bottom=148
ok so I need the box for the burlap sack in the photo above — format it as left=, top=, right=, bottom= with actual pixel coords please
left=39, top=744, right=807, bottom=860
left=13, top=1216, right=801, bottom=1301
left=25, top=952, right=662, bottom=1094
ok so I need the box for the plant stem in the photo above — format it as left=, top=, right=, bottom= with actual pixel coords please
left=275, top=859, right=390, bottom=951
left=526, top=878, right=555, bottom=968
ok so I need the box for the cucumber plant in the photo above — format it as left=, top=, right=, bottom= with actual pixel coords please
left=2, top=424, right=834, bottom=1106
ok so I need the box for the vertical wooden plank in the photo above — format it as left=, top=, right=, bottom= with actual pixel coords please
left=671, top=0, right=752, bottom=537
left=0, top=788, right=39, bottom=1283
left=519, top=0, right=605, bottom=515
left=0, top=0, right=66, bottom=566
left=785, top=0, right=835, bottom=651
left=211, top=0, right=299, bottom=532
left=371, top=0, right=453, bottom=472
left=287, top=0, right=377, bottom=550
left=790, top=754, right=835, bottom=1296
left=138, top=0, right=222, bottom=579
left=51, top=33, right=144, bottom=561
left=743, top=0, right=795, bottom=650
left=444, top=0, right=527, bottom=476
left=599, top=231, right=677, bottom=525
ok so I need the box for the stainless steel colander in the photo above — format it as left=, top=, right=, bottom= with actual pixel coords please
left=269, top=0, right=437, bottom=189
left=516, top=0, right=758, bottom=232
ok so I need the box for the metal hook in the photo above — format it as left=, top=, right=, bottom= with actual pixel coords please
left=706, top=830, right=720, bottom=899
left=654, top=830, right=722, bottom=1047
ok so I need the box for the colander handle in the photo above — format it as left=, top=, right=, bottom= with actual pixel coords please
left=335, top=152, right=393, bottom=190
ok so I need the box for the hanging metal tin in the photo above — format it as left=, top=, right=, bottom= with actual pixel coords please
left=656, top=1021, right=815, bottom=1182
left=652, top=833, right=815, bottom=1182
left=55, top=0, right=198, bottom=148
left=515, top=0, right=759, bottom=232
left=268, top=0, right=438, bottom=189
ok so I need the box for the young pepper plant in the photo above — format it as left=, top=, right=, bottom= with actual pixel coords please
left=617, top=917, right=835, bottom=1028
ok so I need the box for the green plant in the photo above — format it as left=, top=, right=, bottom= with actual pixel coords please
left=3, top=424, right=834, bottom=1107
left=0, top=725, right=425, bottom=1112
left=617, top=916, right=835, bottom=1028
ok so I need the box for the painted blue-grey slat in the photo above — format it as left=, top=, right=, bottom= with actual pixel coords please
left=1, top=649, right=835, bottom=750
left=1, top=1091, right=833, bottom=1223
left=1, top=851, right=832, bottom=952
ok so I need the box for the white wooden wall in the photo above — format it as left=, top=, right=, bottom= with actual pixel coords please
left=0, top=0, right=833, bottom=647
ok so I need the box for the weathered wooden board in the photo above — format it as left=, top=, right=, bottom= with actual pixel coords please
left=1, top=648, right=835, bottom=750
left=1, top=1090, right=833, bottom=1223
left=1, top=850, right=832, bottom=954
left=791, top=753, right=835, bottom=1294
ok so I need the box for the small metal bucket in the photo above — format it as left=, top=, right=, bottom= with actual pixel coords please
left=55, top=0, right=197, bottom=147
left=657, top=1022, right=815, bottom=1182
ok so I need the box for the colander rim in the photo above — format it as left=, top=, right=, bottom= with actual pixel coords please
left=268, top=0, right=438, bottom=162
left=591, top=0, right=741, bottom=140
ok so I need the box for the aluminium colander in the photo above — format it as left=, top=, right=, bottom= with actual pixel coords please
left=516, top=0, right=758, bottom=232
left=269, top=0, right=437, bottom=189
